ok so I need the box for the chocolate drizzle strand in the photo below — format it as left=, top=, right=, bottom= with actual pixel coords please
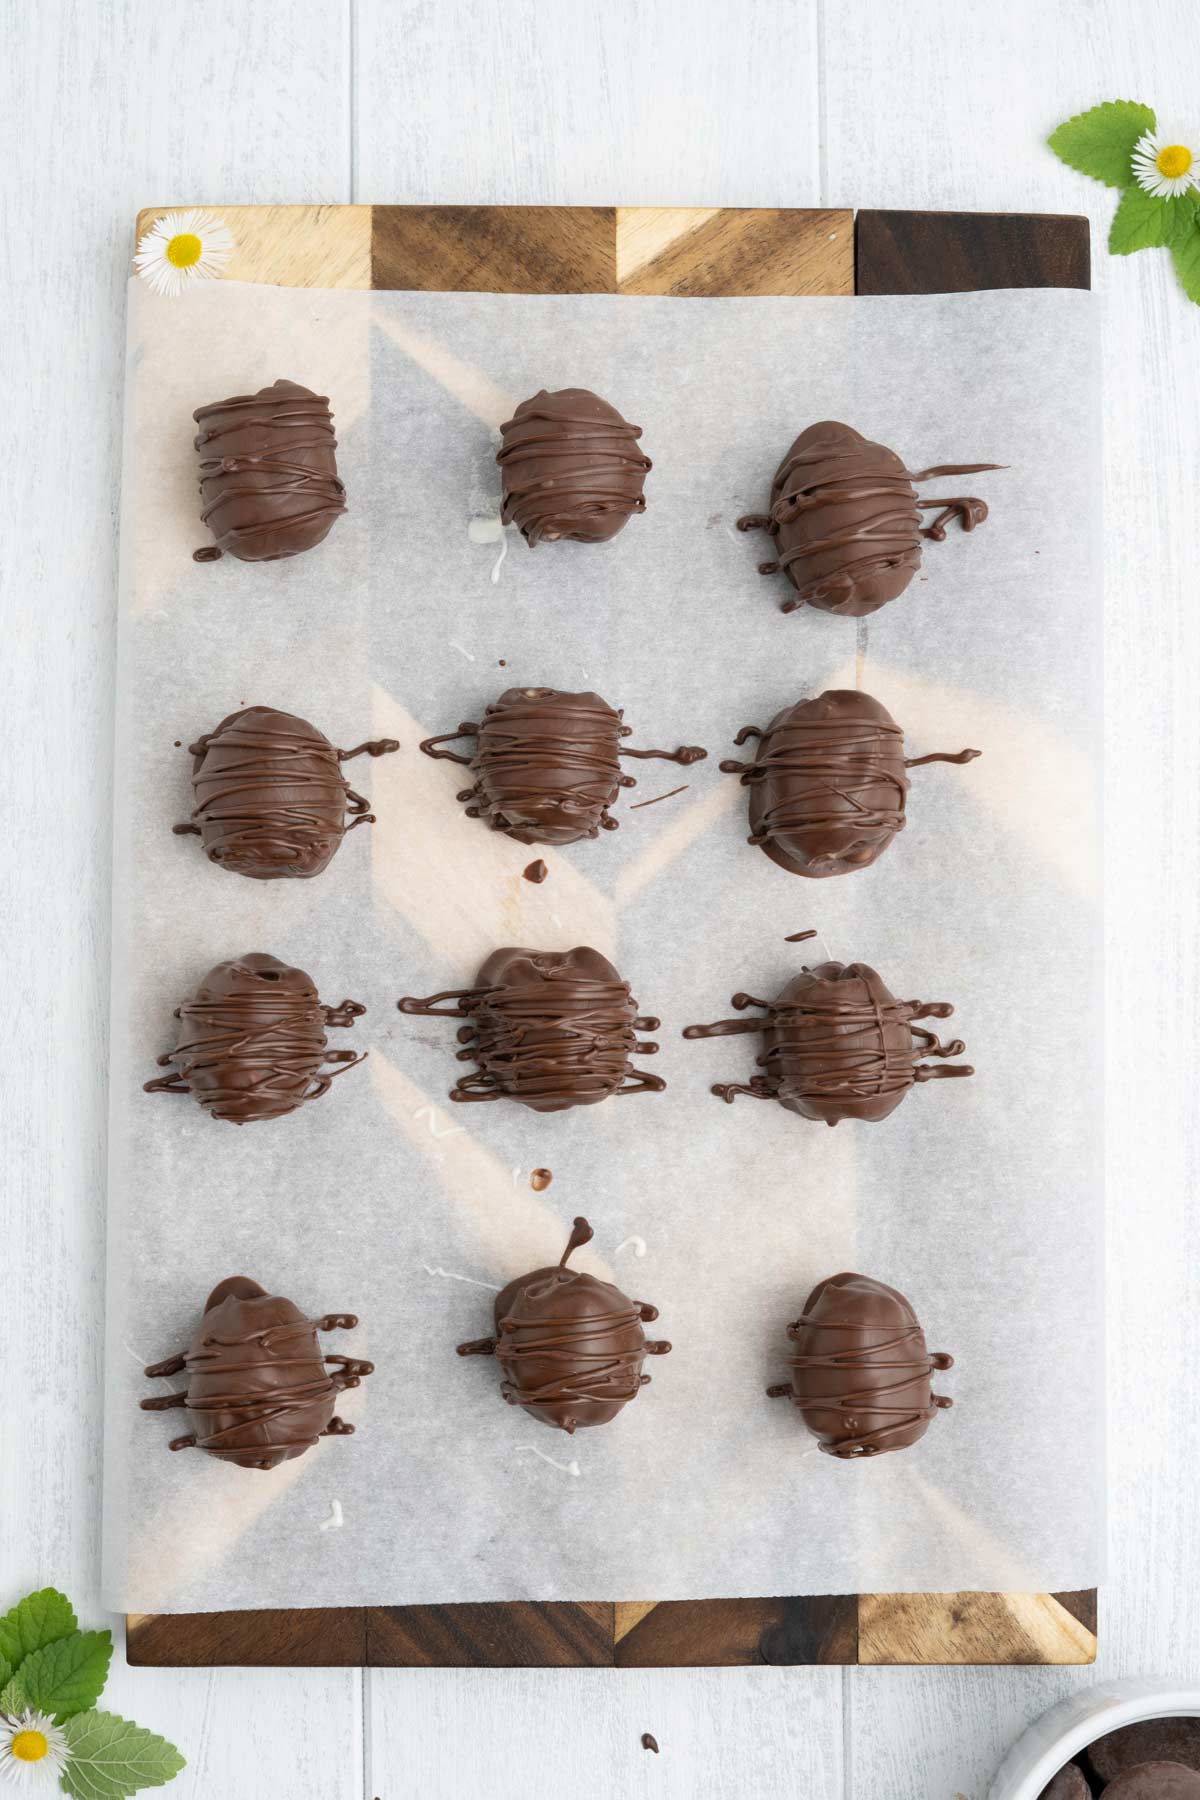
left=456, top=1216, right=670, bottom=1433
left=144, top=952, right=366, bottom=1124
left=683, top=955, right=972, bottom=1124
left=399, top=945, right=665, bottom=1113
left=497, top=388, right=651, bottom=546
left=173, top=705, right=399, bottom=880
left=420, top=687, right=705, bottom=845
left=767, top=1272, right=952, bottom=1459
left=192, top=379, right=347, bottom=562
left=721, top=689, right=979, bottom=878
left=737, top=420, right=1001, bottom=617
left=141, top=1275, right=373, bottom=1470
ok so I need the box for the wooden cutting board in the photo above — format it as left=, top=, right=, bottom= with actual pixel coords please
left=124, top=202, right=1093, bottom=1670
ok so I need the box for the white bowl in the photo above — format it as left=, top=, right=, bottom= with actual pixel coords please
left=989, top=1678, right=1200, bottom=1798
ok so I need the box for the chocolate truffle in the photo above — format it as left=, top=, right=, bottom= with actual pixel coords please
left=144, top=953, right=366, bottom=1124
left=192, top=378, right=347, bottom=562
left=457, top=1216, right=670, bottom=1432
left=173, top=706, right=399, bottom=879
left=1089, top=1720, right=1200, bottom=1783
left=721, top=689, right=979, bottom=878
left=497, top=388, right=650, bottom=545
left=683, top=955, right=972, bottom=1124
left=1036, top=1768, right=1089, bottom=1800
left=399, top=945, right=664, bottom=1111
left=141, top=1276, right=373, bottom=1470
left=420, top=687, right=705, bottom=845
left=737, top=420, right=1001, bottom=616
left=1103, top=1767, right=1200, bottom=1799
left=767, top=1272, right=953, bottom=1458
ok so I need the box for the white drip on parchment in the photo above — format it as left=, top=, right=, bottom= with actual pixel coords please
left=468, top=514, right=509, bottom=584
left=319, top=1499, right=344, bottom=1531
left=421, top=1263, right=502, bottom=1291
left=516, top=1444, right=581, bottom=1478
left=615, top=1236, right=647, bottom=1258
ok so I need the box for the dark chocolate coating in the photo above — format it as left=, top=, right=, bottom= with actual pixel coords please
left=173, top=706, right=399, bottom=879
left=737, top=420, right=1000, bottom=617
left=683, top=957, right=972, bottom=1124
left=768, top=1272, right=953, bottom=1459
left=192, top=378, right=347, bottom=562
left=398, top=945, right=664, bottom=1112
left=140, top=1275, right=373, bottom=1471
left=721, top=689, right=979, bottom=878
left=1090, top=1720, right=1200, bottom=1783
left=1036, top=1762, right=1089, bottom=1799
left=419, top=687, right=705, bottom=845
left=456, top=1217, right=669, bottom=1433
left=144, top=952, right=366, bottom=1124
left=1102, top=1766, right=1200, bottom=1799
left=497, top=388, right=650, bottom=545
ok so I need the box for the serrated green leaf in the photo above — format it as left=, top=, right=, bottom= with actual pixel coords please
left=1172, top=228, right=1200, bottom=303
left=1048, top=99, right=1156, bottom=187
left=1109, top=186, right=1199, bottom=254
left=0, top=1656, right=11, bottom=1697
left=0, top=1675, right=23, bottom=1716
left=0, top=1589, right=77, bottom=1674
left=60, top=1710, right=185, bottom=1798
left=9, top=1629, right=112, bottom=1722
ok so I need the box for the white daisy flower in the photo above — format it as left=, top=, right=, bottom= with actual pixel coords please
left=0, top=1709, right=70, bottom=1786
left=1131, top=130, right=1199, bottom=198
left=134, top=207, right=234, bottom=297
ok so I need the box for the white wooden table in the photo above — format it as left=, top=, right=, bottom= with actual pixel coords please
left=3, top=4, right=1198, bottom=1794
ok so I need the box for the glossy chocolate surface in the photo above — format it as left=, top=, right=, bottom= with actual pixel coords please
left=420, top=686, right=703, bottom=845
left=721, top=689, right=979, bottom=878
left=456, top=1217, right=670, bottom=1433
left=192, top=378, right=346, bottom=562
left=767, top=1272, right=953, bottom=1459
left=173, top=705, right=398, bottom=879
left=683, top=957, right=972, bottom=1124
left=738, top=420, right=1000, bottom=617
left=497, top=388, right=650, bottom=545
left=399, top=945, right=664, bottom=1112
left=141, top=1275, right=373, bottom=1471
left=144, top=953, right=365, bottom=1124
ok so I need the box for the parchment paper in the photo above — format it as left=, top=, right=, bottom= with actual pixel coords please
left=103, top=279, right=1102, bottom=1611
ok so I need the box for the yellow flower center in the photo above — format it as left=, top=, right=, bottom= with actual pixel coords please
left=165, top=232, right=203, bottom=269
left=1157, top=144, right=1193, bottom=179
left=12, top=1729, right=49, bottom=1762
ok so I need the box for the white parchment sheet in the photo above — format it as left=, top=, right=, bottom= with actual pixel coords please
left=103, top=279, right=1102, bottom=1610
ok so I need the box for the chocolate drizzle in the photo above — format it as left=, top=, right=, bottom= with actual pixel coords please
left=144, top=952, right=366, bottom=1124
left=456, top=1216, right=670, bottom=1432
left=721, top=689, right=979, bottom=877
left=497, top=388, right=651, bottom=545
left=399, top=945, right=665, bottom=1112
left=192, top=378, right=347, bottom=563
left=420, top=688, right=705, bottom=845
left=141, top=1275, right=373, bottom=1470
left=683, top=956, right=972, bottom=1124
left=767, top=1272, right=952, bottom=1459
left=737, top=421, right=1001, bottom=616
left=173, top=705, right=399, bottom=880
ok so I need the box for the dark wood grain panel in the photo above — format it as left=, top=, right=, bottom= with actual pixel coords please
left=125, top=1606, right=367, bottom=1667
left=372, top=205, right=618, bottom=293
left=856, top=208, right=1090, bottom=294
left=367, top=1601, right=613, bottom=1667
left=616, top=1596, right=858, bottom=1667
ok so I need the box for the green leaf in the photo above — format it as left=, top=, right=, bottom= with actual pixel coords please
left=0, top=1589, right=77, bottom=1674
left=1172, top=228, right=1200, bottom=303
left=1048, top=99, right=1156, bottom=187
left=60, top=1711, right=185, bottom=1798
left=0, top=1657, right=11, bottom=1698
left=0, top=1675, right=23, bottom=1716
left=5, top=1629, right=112, bottom=1722
left=1109, top=186, right=1200, bottom=253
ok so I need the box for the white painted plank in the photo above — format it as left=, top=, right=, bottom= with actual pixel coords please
left=367, top=1666, right=844, bottom=1800
left=354, top=0, right=822, bottom=207
left=0, top=4, right=358, bottom=1795
left=820, top=1, right=1200, bottom=1790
